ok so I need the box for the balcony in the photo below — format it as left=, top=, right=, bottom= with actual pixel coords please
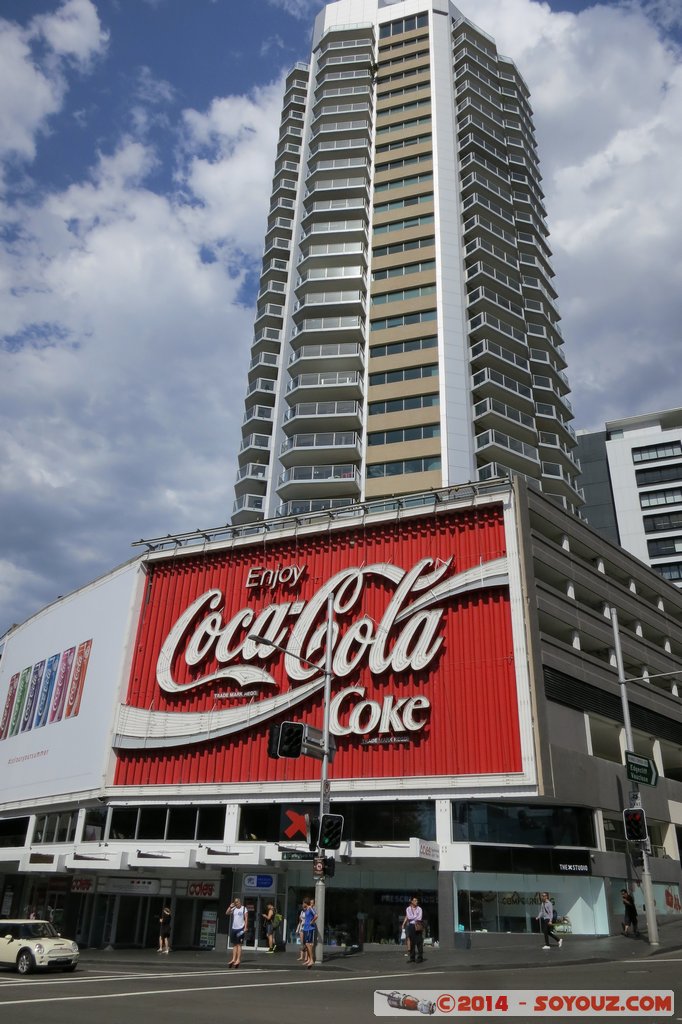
left=283, top=400, right=363, bottom=433
left=475, top=428, right=539, bottom=473
left=251, top=327, right=282, bottom=355
left=232, top=494, right=266, bottom=525
left=293, top=290, right=366, bottom=319
left=291, top=314, right=365, bottom=345
left=234, top=463, right=269, bottom=496
left=471, top=366, right=534, bottom=409
left=242, top=405, right=274, bottom=430
left=248, top=351, right=280, bottom=377
left=246, top=377, right=277, bottom=399
left=473, top=396, right=537, bottom=445
left=277, top=463, right=361, bottom=499
left=469, top=338, right=530, bottom=380
left=289, top=343, right=364, bottom=373
left=276, top=497, right=358, bottom=518
left=279, top=431, right=362, bottom=467
left=286, top=370, right=363, bottom=402
left=240, top=433, right=272, bottom=455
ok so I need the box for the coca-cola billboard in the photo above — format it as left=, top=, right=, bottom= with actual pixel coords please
left=114, top=505, right=529, bottom=786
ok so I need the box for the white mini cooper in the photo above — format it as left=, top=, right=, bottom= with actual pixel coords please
left=0, top=920, right=79, bottom=974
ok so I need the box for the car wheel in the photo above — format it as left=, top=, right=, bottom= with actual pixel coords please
left=16, top=950, right=35, bottom=975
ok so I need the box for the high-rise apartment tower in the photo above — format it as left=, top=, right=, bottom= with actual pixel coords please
left=233, top=0, right=582, bottom=525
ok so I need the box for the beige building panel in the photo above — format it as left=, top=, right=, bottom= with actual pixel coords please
left=373, top=200, right=435, bottom=230
left=367, top=320, right=438, bottom=347
left=371, top=242, right=437, bottom=273
left=366, top=406, right=440, bottom=433
left=377, top=70, right=431, bottom=95
left=377, top=56, right=430, bottom=79
left=364, top=469, right=442, bottom=500
left=374, top=158, right=433, bottom=185
left=368, top=375, right=439, bottom=404
left=374, top=140, right=433, bottom=165
left=368, top=344, right=438, bottom=373
left=365, top=438, right=441, bottom=465
left=373, top=181, right=434, bottom=207
left=370, top=294, right=437, bottom=322
left=376, top=104, right=432, bottom=130
left=370, top=269, right=436, bottom=296
left=376, top=87, right=432, bottom=115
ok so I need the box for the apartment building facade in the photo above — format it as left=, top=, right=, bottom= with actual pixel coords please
left=233, top=0, right=582, bottom=526
left=578, top=408, right=682, bottom=589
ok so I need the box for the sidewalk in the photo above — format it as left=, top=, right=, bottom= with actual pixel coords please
left=78, top=917, right=682, bottom=973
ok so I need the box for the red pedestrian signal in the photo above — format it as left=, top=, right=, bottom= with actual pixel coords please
left=623, top=807, right=648, bottom=842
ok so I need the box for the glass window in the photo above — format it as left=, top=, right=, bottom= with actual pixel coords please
left=197, top=805, right=226, bottom=841
left=452, top=802, right=595, bottom=847
left=167, top=806, right=198, bottom=841
left=82, top=806, right=108, bottom=843
left=0, top=816, right=29, bottom=848
left=137, top=807, right=168, bottom=840
left=109, top=808, right=139, bottom=840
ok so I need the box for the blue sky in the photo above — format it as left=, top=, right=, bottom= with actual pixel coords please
left=1, top=0, right=682, bottom=634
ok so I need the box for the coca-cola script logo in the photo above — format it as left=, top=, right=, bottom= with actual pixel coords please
left=114, top=555, right=508, bottom=750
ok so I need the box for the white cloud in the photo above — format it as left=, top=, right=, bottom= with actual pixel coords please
left=468, top=0, right=682, bottom=428
left=31, top=0, right=109, bottom=66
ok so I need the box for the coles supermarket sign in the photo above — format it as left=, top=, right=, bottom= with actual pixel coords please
left=113, top=506, right=528, bottom=785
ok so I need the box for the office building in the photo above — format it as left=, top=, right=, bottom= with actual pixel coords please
left=578, top=408, right=682, bottom=589
left=1, top=480, right=681, bottom=948
left=233, top=0, right=582, bottom=525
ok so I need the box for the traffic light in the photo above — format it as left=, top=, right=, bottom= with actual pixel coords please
left=278, top=721, right=305, bottom=758
left=313, top=855, right=335, bottom=879
left=631, top=849, right=644, bottom=869
left=267, top=723, right=281, bottom=760
left=319, top=813, right=344, bottom=850
left=305, top=814, right=320, bottom=852
left=623, top=807, right=648, bottom=842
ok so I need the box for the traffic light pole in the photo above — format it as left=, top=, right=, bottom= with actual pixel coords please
left=611, top=606, right=659, bottom=946
left=314, top=590, right=334, bottom=965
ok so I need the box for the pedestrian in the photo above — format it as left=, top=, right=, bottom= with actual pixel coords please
left=302, top=897, right=318, bottom=969
left=403, top=895, right=424, bottom=963
left=621, top=889, right=639, bottom=937
left=262, top=902, right=276, bottom=952
left=536, top=892, right=562, bottom=950
left=226, top=897, right=248, bottom=968
left=158, top=905, right=172, bottom=953
left=296, top=898, right=308, bottom=961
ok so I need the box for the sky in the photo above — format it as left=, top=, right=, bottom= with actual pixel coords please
left=1, top=0, right=681, bottom=636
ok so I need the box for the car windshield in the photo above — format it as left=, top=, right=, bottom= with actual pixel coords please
left=19, top=922, right=59, bottom=939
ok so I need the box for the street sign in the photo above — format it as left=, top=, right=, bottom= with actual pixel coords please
left=625, top=751, right=658, bottom=787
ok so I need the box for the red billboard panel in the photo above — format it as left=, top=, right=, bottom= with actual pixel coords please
left=114, top=505, right=522, bottom=785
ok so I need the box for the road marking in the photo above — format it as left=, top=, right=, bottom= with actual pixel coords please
left=0, top=969, right=445, bottom=1006
left=0, top=967, right=247, bottom=987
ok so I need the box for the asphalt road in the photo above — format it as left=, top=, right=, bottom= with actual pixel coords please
left=1, top=953, right=680, bottom=1024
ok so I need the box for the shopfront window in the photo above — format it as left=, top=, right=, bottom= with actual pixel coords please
left=239, top=800, right=435, bottom=842
left=82, top=806, right=108, bottom=842
left=453, top=802, right=594, bottom=847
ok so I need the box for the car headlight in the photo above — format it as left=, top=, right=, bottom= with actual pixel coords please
left=34, top=943, right=45, bottom=954
left=70, top=943, right=79, bottom=953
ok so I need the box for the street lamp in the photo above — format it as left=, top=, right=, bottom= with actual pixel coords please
left=610, top=605, right=659, bottom=946
left=249, top=590, right=334, bottom=965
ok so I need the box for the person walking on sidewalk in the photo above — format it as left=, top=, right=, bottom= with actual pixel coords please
left=536, top=892, right=562, bottom=950
left=226, top=898, right=248, bottom=968
left=158, top=906, right=172, bottom=953
left=403, top=895, right=425, bottom=963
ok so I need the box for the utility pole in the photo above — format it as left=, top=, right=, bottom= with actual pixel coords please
left=314, top=590, right=334, bottom=965
left=611, top=605, right=659, bottom=946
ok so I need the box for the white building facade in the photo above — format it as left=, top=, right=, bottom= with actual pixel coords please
left=578, top=408, right=682, bottom=590
left=234, top=0, right=582, bottom=526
